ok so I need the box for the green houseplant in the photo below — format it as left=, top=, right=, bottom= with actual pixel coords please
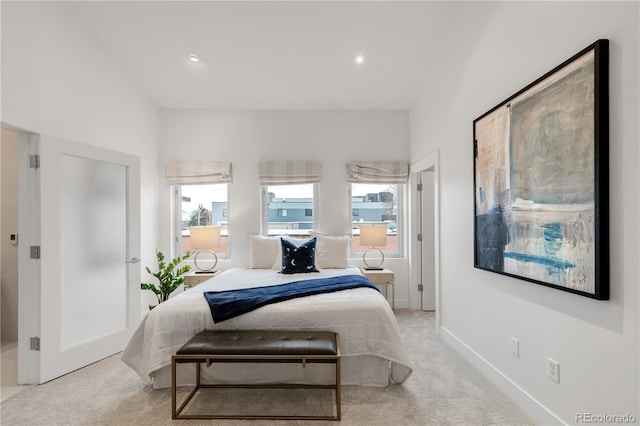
left=141, top=250, right=192, bottom=306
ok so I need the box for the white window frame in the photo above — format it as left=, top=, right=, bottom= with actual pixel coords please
left=261, top=183, right=319, bottom=237
left=350, top=182, right=405, bottom=258
left=173, top=183, right=231, bottom=258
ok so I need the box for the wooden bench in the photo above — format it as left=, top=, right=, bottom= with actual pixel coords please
left=171, top=329, right=341, bottom=421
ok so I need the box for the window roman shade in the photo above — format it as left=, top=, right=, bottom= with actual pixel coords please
left=346, top=161, right=409, bottom=183
left=259, top=160, right=321, bottom=185
left=166, top=161, right=232, bottom=185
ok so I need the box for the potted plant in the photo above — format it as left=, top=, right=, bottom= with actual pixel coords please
left=141, top=250, right=191, bottom=308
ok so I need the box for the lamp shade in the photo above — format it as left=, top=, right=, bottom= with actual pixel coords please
left=359, top=224, right=387, bottom=247
left=189, top=226, right=221, bottom=250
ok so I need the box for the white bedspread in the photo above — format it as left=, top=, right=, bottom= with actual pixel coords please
left=121, top=267, right=412, bottom=388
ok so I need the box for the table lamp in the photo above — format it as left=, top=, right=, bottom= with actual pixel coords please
left=189, top=225, right=221, bottom=272
left=359, top=224, right=387, bottom=270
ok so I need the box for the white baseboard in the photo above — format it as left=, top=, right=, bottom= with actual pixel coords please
left=440, top=325, right=565, bottom=425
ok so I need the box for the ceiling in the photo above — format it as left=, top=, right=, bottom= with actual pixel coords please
left=67, top=1, right=490, bottom=110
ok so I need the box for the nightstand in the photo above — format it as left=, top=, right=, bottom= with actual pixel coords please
left=184, top=271, right=219, bottom=289
left=362, top=268, right=395, bottom=309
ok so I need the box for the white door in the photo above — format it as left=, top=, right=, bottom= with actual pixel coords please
left=420, top=171, right=436, bottom=311
left=38, top=136, right=140, bottom=383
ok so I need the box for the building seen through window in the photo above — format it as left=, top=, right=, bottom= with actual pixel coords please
left=179, top=183, right=401, bottom=256
left=250, top=182, right=401, bottom=255
left=178, top=184, right=229, bottom=257
left=262, top=184, right=315, bottom=237
left=351, top=183, right=399, bottom=254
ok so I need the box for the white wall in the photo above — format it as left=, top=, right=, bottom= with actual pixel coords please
left=410, top=2, right=639, bottom=424
left=159, top=109, right=412, bottom=305
left=1, top=2, right=160, bottom=312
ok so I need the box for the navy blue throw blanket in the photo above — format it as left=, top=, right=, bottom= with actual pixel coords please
left=204, top=274, right=379, bottom=323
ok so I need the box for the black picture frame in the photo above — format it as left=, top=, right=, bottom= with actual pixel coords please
left=473, top=39, right=609, bottom=300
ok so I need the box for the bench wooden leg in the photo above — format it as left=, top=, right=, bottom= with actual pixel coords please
left=336, top=356, right=341, bottom=420
left=171, top=357, right=175, bottom=418
left=173, top=360, right=202, bottom=420
left=172, top=359, right=341, bottom=420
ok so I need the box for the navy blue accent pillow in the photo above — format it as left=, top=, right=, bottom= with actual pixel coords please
left=280, top=238, right=319, bottom=274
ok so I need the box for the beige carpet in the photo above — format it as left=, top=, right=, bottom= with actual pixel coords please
left=0, top=310, right=535, bottom=425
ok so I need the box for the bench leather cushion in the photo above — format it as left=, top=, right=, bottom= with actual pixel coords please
left=177, top=330, right=338, bottom=357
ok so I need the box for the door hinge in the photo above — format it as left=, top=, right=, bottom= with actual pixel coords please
left=30, top=245, right=41, bottom=259
left=418, top=284, right=424, bottom=292
left=417, top=233, right=423, bottom=242
left=30, top=337, right=40, bottom=351
left=417, top=183, right=423, bottom=191
left=29, top=154, right=40, bottom=169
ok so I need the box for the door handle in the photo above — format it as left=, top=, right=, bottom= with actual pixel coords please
left=125, top=257, right=141, bottom=264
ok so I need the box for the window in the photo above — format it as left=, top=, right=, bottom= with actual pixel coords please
left=258, top=160, right=320, bottom=238
left=262, top=183, right=316, bottom=237
left=175, top=183, right=229, bottom=257
left=351, top=183, right=403, bottom=256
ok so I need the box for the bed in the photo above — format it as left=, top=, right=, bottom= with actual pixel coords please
left=121, top=236, right=413, bottom=389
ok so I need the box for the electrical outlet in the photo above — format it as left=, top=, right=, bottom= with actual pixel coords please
left=547, top=357, right=560, bottom=383
left=510, top=337, right=519, bottom=357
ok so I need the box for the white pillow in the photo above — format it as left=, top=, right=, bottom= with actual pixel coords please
left=313, top=234, right=351, bottom=269
left=248, top=235, right=280, bottom=269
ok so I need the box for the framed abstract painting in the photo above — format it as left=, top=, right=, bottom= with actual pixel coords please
left=473, top=39, right=609, bottom=299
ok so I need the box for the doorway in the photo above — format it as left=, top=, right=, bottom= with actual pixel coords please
left=2, top=125, right=142, bottom=386
left=1, top=127, right=22, bottom=399
left=410, top=151, right=440, bottom=329
left=419, top=170, right=436, bottom=311
left=1, top=125, right=38, bottom=397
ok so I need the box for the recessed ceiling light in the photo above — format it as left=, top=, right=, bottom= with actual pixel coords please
left=354, top=54, right=366, bottom=65
left=187, top=53, right=201, bottom=63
